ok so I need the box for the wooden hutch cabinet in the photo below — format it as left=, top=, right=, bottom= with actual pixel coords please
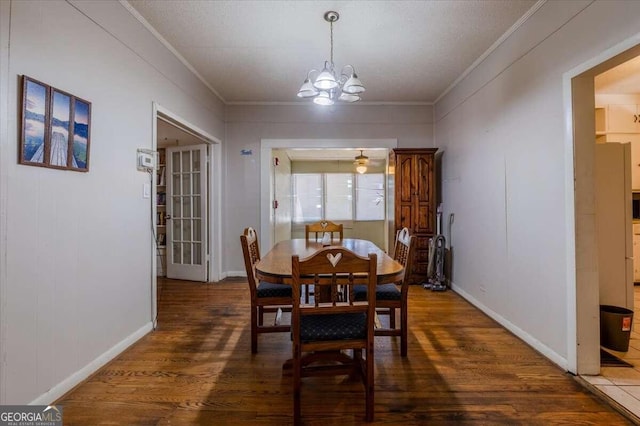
left=390, top=148, right=438, bottom=283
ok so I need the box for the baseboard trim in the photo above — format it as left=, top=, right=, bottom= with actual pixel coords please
left=30, top=322, right=153, bottom=405
left=226, top=271, right=247, bottom=278
left=451, top=283, right=568, bottom=370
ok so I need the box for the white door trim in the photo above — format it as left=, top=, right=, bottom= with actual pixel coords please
left=259, top=139, right=397, bottom=251
left=152, top=102, right=222, bottom=328
left=562, top=31, right=640, bottom=374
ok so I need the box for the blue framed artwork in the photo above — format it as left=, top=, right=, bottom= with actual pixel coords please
left=20, top=76, right=91, bottom=172
left=20, top=77, right=48, bottom=165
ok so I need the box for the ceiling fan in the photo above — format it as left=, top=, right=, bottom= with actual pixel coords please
left=354, top=150, right=369, bottom=174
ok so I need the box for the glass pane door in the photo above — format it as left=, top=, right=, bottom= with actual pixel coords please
left=166, top=144, right=207, bottom=281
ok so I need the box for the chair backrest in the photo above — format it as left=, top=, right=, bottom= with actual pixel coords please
left=292, top=247, right=376, bottom=328
left=305, top=220, right=344, bottom=242
left=240, top=227, right=260, bottom=299
left=393, top=227, right=415, bottom=286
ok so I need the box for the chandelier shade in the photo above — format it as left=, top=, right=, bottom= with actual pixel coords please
left=297, top=11, right=365, bottom=105
left=297, top=75, right=319, bottom=98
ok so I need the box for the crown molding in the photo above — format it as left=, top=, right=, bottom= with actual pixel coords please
left=434, top=0, right=547, bottom=104
left=119, top=0, right=226, bottom=104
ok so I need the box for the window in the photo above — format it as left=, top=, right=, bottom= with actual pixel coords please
left=292, top=174, right=322, bottom=222
left=355, top=174, right=385, bottom=220
left=292, top=173, right=384, bottom=223
left=325, top=174, right=352, bottom=220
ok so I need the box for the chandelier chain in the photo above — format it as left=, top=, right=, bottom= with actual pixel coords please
left=330, top=20, right=334, bottom=66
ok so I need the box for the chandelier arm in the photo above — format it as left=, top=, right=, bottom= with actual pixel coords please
left=341, top=64, right=355, bottom=77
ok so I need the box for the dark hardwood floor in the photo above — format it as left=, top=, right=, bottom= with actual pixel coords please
left=57, top=278, right=632, bottom=425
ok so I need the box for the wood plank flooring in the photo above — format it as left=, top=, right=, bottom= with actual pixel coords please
left=56, top=279, right=633, bottom=425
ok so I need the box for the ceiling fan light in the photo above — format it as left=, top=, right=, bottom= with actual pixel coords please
left=313, top=91, right=334, bottom=106
left=297, top=79, right=319, bottom=98
left=354, top=149, right=369, bottom=173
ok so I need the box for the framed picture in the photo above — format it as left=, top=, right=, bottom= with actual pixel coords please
left=49, top=89, right=72, bottom=168
left=19, top=75, right=91, bottom=172
left=70, top=97, right=91, bottom=171
left=20, top=76, right=49, bottom=166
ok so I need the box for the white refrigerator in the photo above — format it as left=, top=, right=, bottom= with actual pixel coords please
left=595, top=142, right=634, bottom=310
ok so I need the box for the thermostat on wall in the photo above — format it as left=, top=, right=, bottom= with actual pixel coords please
left=137, top=149, right=155, bottom=172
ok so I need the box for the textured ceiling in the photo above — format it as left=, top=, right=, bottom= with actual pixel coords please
left=126, top=0, right=537, bottom=104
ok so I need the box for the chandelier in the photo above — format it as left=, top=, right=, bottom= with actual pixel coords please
left=354, top=150, right=369, bottom=174
left=297, top=11, right=365, bottom=105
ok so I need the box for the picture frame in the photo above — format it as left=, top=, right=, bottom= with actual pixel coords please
left=70, top=97, right=91, bottom=172
left=19, top=75, right=91, bottom=172
left=49, top=88, right=73, bottom=168
left=20, top=76, right=49, bottom=166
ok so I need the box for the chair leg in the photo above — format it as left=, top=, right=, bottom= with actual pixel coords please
left=401, top=305, right=408, bottom=357
left=251, top=306, right=258, bottom=354
left=366, top=341, right=374, bottom=422
left=389, top=307, right=396, bottom=328
left=293, top=343, right=302, bottom=425
left=258, top=306, right=264, bottom=326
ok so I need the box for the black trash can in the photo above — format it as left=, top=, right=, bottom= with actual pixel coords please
left=600, top=305, right=634, bottom=352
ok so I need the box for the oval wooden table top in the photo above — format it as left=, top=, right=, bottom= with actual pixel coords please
left=255, top=238, right=404, bottom=285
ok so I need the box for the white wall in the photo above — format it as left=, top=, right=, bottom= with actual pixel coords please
left=0, top=0, right=224, bottom=404
left=435, top=0, right=640, bottom=369
left=224, top=104, right=434, bottom=274
left=272, top=149, right=292, bottom=244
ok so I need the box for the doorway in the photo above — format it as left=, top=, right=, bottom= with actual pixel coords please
left=571, top=42, right=640, bottom=374
left=259, top=139, right=398, bottom=252
left=152, top=103, right=222, bottom=328
left=569, top=36, right=640, bottom=414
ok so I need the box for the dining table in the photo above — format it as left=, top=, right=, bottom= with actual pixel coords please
left=256, top=238, right=404, bottom=372
left=255, top=238, right=404, bottom=285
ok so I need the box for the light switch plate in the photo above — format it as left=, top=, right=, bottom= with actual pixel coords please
left=143, top=183, right=151, bottom=199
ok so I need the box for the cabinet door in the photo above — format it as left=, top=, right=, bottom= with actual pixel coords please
left=631, top=139, right=640, bottom=190
left=634, top=234, right=640, bottom=282
left=414, top=154, right=435, bottom=234
left=395, top=154, right=415, bottom=231
left=608, top=104, right=638, bottom=133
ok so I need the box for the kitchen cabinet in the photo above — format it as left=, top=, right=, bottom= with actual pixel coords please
left=390, top=148, right=437, bottom=283
left=595, top=105, right=640, bottom=189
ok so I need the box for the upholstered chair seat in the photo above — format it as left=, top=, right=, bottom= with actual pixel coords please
left=256, top=281, right=293, bottom=298
left=354, top=283, right=401, bottom=302
left=300, top=313, right=367, bottom=342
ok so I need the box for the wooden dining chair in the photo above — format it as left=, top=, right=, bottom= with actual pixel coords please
left=305, top=220, right=343, bottom=242
left=355, top=227, right=415, bottom=357
left=240, top=227, right=292, bottom=354
left=291, top=247, right=376, bottom=424
left=303, top=221, right=344, bottom=303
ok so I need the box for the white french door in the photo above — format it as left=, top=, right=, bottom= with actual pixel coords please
left=166, top=144, right=208, bottom=281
